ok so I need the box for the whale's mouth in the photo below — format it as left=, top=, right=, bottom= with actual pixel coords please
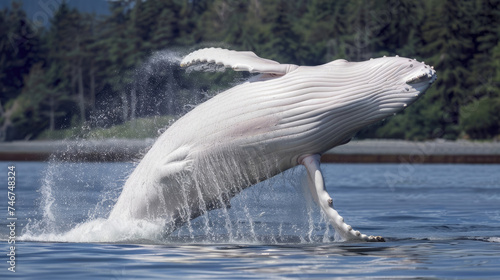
left=405, top=66, right=437, bottom=85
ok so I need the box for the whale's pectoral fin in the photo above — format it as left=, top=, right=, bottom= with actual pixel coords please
left=300, top=154, right=385, bottom=242
left=180, top=47, right=298, bottom=75
left=159, top=145, right=194, bottom=178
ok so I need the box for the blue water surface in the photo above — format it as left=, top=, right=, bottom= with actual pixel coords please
left=0, top=161, right=499, bottom=279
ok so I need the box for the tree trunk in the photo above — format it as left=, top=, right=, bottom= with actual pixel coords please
left=49, top=95, right=55, bottom=131
left=120, top=91, right=129, bottom=122
left=77, top=60, right=85, bottom=124
left=0, top=100, right=6, bottom=141
left=131, top=81, right=137, bottom=120
left=89, top=62, right=96, bottom=110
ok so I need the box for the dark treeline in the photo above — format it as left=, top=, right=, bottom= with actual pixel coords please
left=1, top=0, right=499, bottom=141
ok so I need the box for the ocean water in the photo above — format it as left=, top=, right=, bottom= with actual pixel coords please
left=1, top=161, right=499, bottom=279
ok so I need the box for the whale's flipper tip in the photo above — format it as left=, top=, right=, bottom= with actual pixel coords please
left=367, top=236, right=386, bottom=242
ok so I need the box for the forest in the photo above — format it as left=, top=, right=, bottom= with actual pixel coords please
left=1, top=0, right=499, bottom=141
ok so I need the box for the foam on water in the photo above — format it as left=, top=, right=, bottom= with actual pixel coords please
left=487, top=237, right=500, bottom=243
left=21, top=218, right=165, bottom=243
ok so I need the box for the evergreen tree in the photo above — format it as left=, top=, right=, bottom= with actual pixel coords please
left=82, top=13, right=100, bottom=112
left=297, top=0, right=348, bottom=64
left=373, top=0, right=425, bottom=57
left=260, top=0, right=301, bottom=64
left=376, top=0, right=476, bottom=140
left=5, top=63, right=68, bottom=139
left=469, top=0, right=500, bottom=99
left=1, top=0, right=500, bottom=140
left=343, top=0, right=377, bottom=61
left=47, top=3, right=89, bottom=125
left=0, top=1, right=43, bottom=101
left=420, top=0, right=475, bottom=139
left=0, top=1, right=44, bottom=140
left=150, top=0, right=183, bottom=49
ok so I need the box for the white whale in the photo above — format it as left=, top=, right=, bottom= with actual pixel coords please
left=109, top=48, right=437, bottom=242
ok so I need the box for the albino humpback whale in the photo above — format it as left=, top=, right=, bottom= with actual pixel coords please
left=109, top=48, right=437, bottom=242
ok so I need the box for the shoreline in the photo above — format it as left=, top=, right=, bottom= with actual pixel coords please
left=0, top=139, right=499, bottom=164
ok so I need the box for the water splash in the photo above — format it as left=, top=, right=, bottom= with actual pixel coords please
left=19, top=49, right=339, bottom=245
left=141, top=50, right=184, bottom=76
left=20, top=159, right=337, bottom=244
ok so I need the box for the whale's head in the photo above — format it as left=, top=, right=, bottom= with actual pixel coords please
left=296, top=56, right=438, bottom=149
left=322, top=56, right=437, bottom=127
left=359, top=56, right=437, bottom=118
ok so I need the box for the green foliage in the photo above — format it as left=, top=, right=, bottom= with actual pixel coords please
left=0, top=1, right=45, bottom=140
left=37, top=115, right=175, bottom=140
left=460, top=97, right=500, bottom=139
left=361, top=0, right=499, bottom=140
left=372, top=88, right=457, bottom=140
left=1, top=0, right=499, bottom=140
